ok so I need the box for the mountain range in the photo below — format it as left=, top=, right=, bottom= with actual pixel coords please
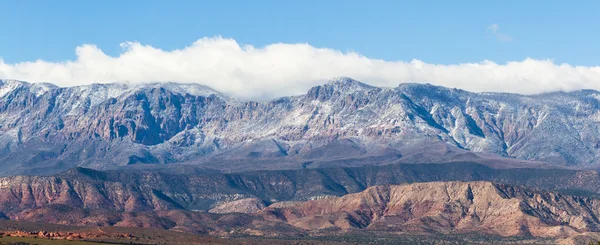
left=1, top=77, right=600, bottom=176
left=3, top=77, right=600, bottom=243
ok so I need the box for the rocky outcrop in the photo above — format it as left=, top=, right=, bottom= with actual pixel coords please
left=1, top=78, right=600, bottom=175
left=209, top=198, right=266, bottom=214
left=263, top=181, right=600, bottom=238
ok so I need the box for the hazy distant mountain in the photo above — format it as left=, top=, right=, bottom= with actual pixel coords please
left=1, top=77, right=600, bottom=176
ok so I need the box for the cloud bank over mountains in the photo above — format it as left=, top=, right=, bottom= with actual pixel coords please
left=1, top=36, right=599, bottom=100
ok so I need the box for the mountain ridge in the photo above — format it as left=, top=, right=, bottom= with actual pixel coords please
left=1, top=77, right=600, bottom=176
left=5, top=77, right=599, bottom=103
left=3, top=161, right=600, bottom=216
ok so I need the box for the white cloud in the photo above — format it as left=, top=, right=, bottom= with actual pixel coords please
left=488, top=23, right=513, bottom=42
left=1, top=36, right=600, bottom=100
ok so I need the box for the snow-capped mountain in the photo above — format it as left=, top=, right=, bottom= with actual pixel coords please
left=0, top=77, right=599, bottom=176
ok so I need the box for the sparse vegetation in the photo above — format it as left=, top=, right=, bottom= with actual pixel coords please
left=0, top=236, right=109, bottom=245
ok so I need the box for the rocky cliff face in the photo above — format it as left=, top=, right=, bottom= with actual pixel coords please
left=1, top=77, right=600, bottom=175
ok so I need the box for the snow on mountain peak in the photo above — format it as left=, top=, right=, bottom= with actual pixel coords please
left=29, top=83, right=58, bottom=96
left=0, top=80, right=59, bottom=97
left=327, top=76, right=375, bottom=90
left=66, top=82, right=227, bottom=108
left=146, top=82, right=226, bottom=98
left=0, top=79, right=27, bottom=98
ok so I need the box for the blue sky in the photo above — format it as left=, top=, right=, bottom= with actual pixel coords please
left=1, top=0, right=599, bottom=65
left=1, top=0, right=600, bottom=99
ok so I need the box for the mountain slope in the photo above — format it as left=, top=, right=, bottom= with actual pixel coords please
left=1, top=77, right=600, bottom=175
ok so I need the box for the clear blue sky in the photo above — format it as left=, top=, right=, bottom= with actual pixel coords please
left=1, top=0, right=599, bottom=65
